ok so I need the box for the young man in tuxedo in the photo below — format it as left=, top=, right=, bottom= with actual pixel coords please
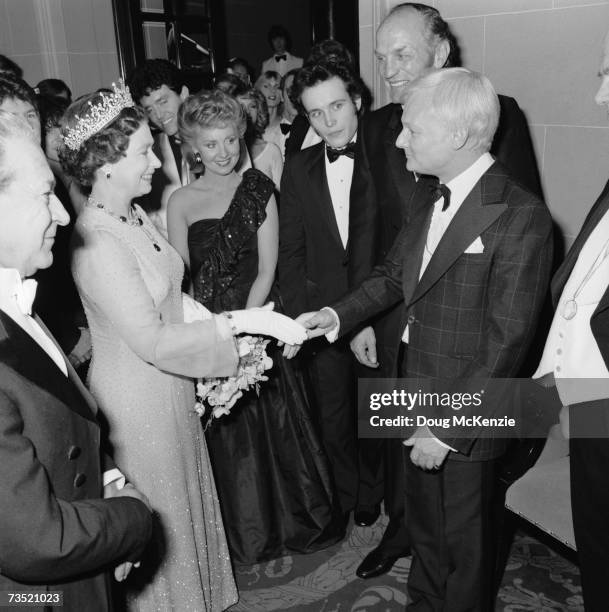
left=302, top=68, right=553, bottom=610
left=128, top=59, right=190, bottom=237
left=278, top=60, right=376, bottom=520
left=261, top=25, right=303, bottom=78
left=352, top=1, right=545, bottom=580
left=0, top=112, right=153, bottom=611
left=532, top=29, right=609, bottom=612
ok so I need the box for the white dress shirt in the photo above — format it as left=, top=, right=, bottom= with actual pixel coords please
left=0, top=267, right=124, bottom=487
left=402, top=152, right=495, bottom=342
left=0, top=267, right=68, bottom=375
left=324, top=136, right=356, bottom=249
left=534, top=208, right=609, bottom=405
left=261, top=51, right=303, bottom=77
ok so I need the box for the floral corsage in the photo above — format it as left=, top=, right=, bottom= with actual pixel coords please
left=181, top=294, right=274, bottom=426
left=194, top=335, right=273, bottom=425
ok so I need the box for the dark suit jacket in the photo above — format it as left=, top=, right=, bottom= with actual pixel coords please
left=551, top=178, right=609, bottom=368
left=332, top=162, right=554, bottom=460
left=279, top=131, right=376, bottom=318
left=359, top=97, right=543, bottom=375
left=0, top=311, right=152, bottom=612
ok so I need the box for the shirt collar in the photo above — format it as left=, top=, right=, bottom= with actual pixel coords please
left=0, top=267, right=37, bottom=316
left=445, top=152, right=494, bottom=210
left=0, top=267, right=25, bottom=297
left=325, top=131, right=358, bottom=149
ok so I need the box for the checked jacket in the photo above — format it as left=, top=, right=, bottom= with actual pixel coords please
left=331, top=161, right=554, bottom=461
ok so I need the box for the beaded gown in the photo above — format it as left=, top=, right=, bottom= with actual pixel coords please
left=187, top=168, right=344, bottom=566
left=71, top=204, right=238, bottom=611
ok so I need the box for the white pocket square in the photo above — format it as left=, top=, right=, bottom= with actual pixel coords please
left=464, top=236, right=484, bottom=254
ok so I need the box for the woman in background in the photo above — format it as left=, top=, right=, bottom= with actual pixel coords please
left=236, top=86, right=283, bottom=191
left=255, top=70, right=283, bottom=149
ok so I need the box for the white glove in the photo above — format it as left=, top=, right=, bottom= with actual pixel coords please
left=228, top=302, right=308, bottom=345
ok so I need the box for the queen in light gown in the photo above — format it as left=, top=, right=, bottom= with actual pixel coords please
left=60, top=84, right=306, bottom=611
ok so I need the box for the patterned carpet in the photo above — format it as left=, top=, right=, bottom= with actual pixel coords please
left=230, top=513, right=583, bottom=611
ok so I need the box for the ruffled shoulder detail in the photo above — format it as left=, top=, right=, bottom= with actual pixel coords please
left=192, top=169, right=273, bottom=308
left=228, top=168, right=273, bottom=228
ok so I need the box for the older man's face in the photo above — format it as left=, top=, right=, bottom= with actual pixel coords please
left=396, top=89, right=454, bottom=180
left=595, top=33, right=609, bottom=112
left=0, top=137, right=68, bottom=277
left=375, top=9, right=437, bottom=104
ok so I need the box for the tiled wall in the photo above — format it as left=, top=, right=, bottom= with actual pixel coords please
left=359, top=0, right=609, bottom=247
left=0, top=0, right=119, bottom=98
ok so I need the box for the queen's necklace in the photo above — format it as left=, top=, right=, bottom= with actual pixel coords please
left=561, top=235, right=609, bottom=320
left=86, top=196, right=161, bottom=252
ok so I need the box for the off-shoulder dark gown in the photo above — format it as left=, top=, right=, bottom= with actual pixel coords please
left=188, top=169, right=344, bottom=566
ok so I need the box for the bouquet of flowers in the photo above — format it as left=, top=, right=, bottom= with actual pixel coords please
left=194, top=335, right=273, bottom=425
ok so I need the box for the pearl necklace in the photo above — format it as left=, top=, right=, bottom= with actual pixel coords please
left=86, top=196, right=161, bottom=251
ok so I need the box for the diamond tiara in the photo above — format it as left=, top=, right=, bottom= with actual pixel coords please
left=62, top=80, right=135, bottom=151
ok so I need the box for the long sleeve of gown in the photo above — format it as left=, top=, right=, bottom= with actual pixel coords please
left=73, top=228, right=238, bottom=378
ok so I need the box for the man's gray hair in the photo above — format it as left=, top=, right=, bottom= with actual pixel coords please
left=404, top=68, right=500, bottom=152
left=0, top=109, right=36, bottom=192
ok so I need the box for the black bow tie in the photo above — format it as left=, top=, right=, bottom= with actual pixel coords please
left=326, top=142, right=356, bottom=163
left=275, top=54, right=287, bottom=62
left=429, top=181, right=451, bottom=211
left=280, top=122, right=292, bottom=135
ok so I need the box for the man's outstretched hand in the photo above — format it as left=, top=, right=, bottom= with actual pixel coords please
left=295, top=309, right=338, bottom=339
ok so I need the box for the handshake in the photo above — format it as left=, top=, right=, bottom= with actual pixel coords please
left=228, top=304, right=339, bottom=357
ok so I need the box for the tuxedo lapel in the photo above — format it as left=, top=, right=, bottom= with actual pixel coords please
left=347, top=134, right=377, bottom=285
left=401, top=203, right=434, bottom=306
left=383, top=107, right=414, bottom=219
left=306, top=144, right=345, bottom=250
left=0, top=311, right=97, bottom=423
left=551, top=179, right=609, bottom=305
left=411, top=165, right=508, bottom=304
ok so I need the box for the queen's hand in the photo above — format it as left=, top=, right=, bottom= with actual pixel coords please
left=227, top=302, right=308, bottom=345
